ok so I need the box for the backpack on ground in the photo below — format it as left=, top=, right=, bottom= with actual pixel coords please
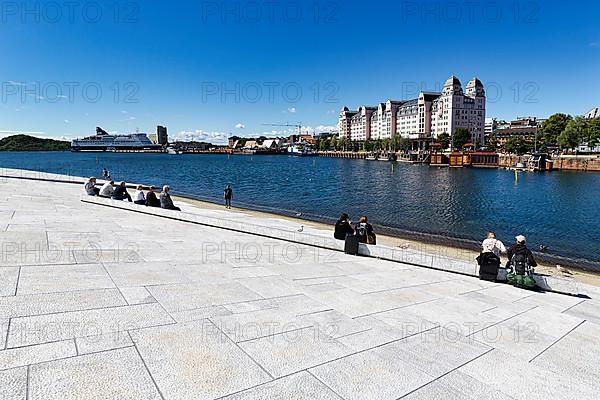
left=344, top=234, right=359, bottom=255
left=477, top=252, right=500, bottom=282
left=507, top=253, right=536, bottom=289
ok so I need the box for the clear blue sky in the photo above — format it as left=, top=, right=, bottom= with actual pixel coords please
left=1, top=0, right=599, bottom=143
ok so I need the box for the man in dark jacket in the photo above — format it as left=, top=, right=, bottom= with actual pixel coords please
left=334, top=213, right=354, bottom=240
left=224, top=185, right=233, bottom=209
left=112, top=182, right=132, bottom=202
left=507, top=235, right=537, bottom=272
left=145, top=186, right=161, bottom=207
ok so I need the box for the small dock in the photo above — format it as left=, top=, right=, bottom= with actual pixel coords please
left=318, top=151, right=367, bottom=159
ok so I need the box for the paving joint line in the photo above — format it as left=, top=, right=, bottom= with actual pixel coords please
left=3, top=318, right=12, bottom=350
left=362, top=278, right=460, bottom=295
left=560, top=299, right=586, bottom=314
left=352, top=298, right=440, bottom=319
left=396, top=347, right=495, bottom=399
left=25, top=364, right=31, bottom=400
left=294, top=326, right=441, bottom=379
left=234, top=324, right=316, bottom=344
left=127, top=331, right=167, bottom=400
left=73, top=337, right=80, bottom=356
left=468, top=305, right=539, bottom=338
left=13, top=266, right=22, bottom=296
left=306, top=370, right=347, bottom=400
left=528, top=319, right=587, bottom=363
left=207, top=318, right=275, bottom=380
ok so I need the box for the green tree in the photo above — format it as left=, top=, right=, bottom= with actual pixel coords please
left=329, top=136, right=337, bottom=151
left=399, top=138, right=412, bottom=151
left=364, top=140, right=375, bottom=152
left=452, top=128, right=471, bottom=149
left=558, top=116, right=587, bottom=150
left=337, top=136, right=347, bottom=151
left=382, top=138, right=392, bottom=151
left=391, top=135, right=403, bottom=151
left=485, top=134, right=498, bottom=151
left=0, top=135, right=71, bottom=151
left=437, top=133, right=451, bottom=150
left=540, top=113, right=572, bottom=145
left=587, top=118, right=600, bottom=149
left=505, top=137, right=531, bottom=155
left=319, top=138, right=330, bottom=151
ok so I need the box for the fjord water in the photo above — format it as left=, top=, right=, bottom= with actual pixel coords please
left=2, top=152, right=599, bottom=268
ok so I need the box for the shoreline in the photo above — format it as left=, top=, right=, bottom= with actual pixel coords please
left=2, top=166, right=599, bottom=285
left=172, top=193, right=600, bottom=287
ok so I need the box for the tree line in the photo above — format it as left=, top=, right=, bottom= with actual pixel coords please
left=486, top=114, right=600, bottom=155
left=319, top=128, right=472, bottom=152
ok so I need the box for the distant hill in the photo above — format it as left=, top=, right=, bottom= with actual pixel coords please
left=0, top=135, right=71, bottom=151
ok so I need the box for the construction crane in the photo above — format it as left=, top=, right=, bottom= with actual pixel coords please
left=262, top=122, right=303, bottom=138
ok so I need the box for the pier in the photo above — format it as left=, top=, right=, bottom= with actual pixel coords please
left=317, top=151, right=367, bottom=159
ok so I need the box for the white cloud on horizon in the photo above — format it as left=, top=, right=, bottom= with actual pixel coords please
left=172, top=130, right=229, bottom=144
left=235, top=123, right=246, bottom=129
left=287, top=107, right=297, bottom=113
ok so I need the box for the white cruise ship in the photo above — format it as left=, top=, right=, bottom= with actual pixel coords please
left=71, top=128, right=162, bottom=152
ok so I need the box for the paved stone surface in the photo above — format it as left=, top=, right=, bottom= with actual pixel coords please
left=0, top=339, right=76, bottom=370
left=7, top=303, right=174, bottom=348
left=0, top=367, right=27, bottom=400
left=130, top=320, right=271, bottom=399
left=29, top=347, right=162, bottom=399
left=220, top=371, right=342, bottom=399
left=0, top=173, right=598, bottom=399
left=16, top=264, right=115, bottom=295
left=0, top=267, right=19, bottom=297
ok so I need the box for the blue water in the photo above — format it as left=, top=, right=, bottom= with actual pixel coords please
left=2, top=152, right=600, bottom=268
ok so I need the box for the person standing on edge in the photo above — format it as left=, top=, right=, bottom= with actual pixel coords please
left=224, top=185, right=233, bottom=209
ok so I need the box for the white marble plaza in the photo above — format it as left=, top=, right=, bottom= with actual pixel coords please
left=0, top=172, right=599, bottom=399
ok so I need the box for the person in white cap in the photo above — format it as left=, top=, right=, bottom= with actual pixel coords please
left=507, top=234, right=537, bottom=272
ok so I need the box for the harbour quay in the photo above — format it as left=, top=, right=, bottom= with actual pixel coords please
left=0, top=169, right=599, bottom=399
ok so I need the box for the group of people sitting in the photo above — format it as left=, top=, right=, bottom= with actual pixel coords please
left=84, top=177, right=181, bottom=211
left=477, top=232, right=538, bottom=287
left=334, top=214, right=538, bottom=289
left=334, top=213, right=376, bottom=245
